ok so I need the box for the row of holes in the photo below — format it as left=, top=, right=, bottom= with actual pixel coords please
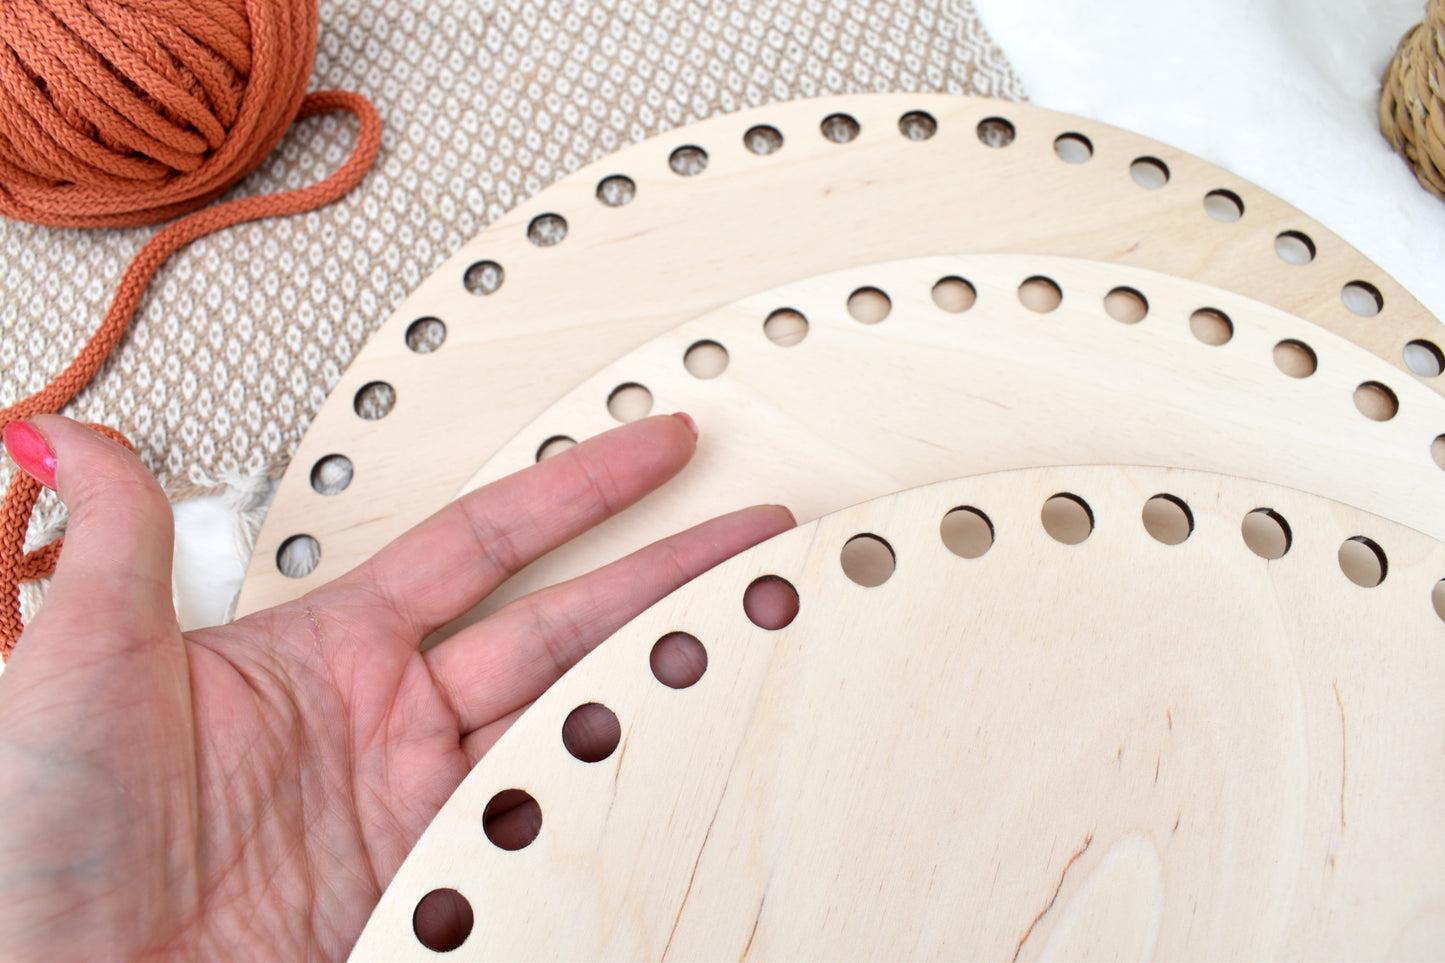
left=408, top=490, right=1444, bottom=952
left=526, top=274, right=1445, bottom=470
left=410, top=571, right=799, bottom=950
left=449, top=109, right=1407, bottom=327
left=400, top=278, right=1443, bottom=379
left=844, top=494, right=1399, bottom=583
left=281, top=270, right=1445, bottom=578
left=462, top=235, right=1389, bottom=318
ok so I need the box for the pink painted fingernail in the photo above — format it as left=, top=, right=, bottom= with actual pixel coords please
left=3, top=420, right=58, bottom=491
left=671, top=412, right=699, bottom=439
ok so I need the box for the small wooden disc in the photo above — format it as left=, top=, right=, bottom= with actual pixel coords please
left=239, top=94, right=1444, bottom=614
left=349, top=466, right=1445, bottom=960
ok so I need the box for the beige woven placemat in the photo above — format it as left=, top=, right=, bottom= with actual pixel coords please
left=1, top=0, right=1023, bottom=515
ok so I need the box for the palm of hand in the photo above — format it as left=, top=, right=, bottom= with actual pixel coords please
left=0, top=415, right=791, bottom=960
left=184, top=609, right=470, bottom=960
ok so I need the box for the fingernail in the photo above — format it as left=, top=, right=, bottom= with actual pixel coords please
left=3, top=420, right=58, bottom=491
left=770, top=504, right=797, bottom=525
left=671, top=412, right=699, bottom=439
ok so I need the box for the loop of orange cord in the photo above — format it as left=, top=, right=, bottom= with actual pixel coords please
left=0, top=0, right=383, bottom=659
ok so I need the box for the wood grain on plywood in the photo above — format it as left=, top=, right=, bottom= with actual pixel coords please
left=348, top=467, right=1445, bottom=960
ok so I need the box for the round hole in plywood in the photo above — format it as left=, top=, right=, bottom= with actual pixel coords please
left=1434, top=435, right=1445, bottom=471
left=310, top=454, right=354, bottom=496
left=1204, top=189, right=1244, bottom=222
left=1353, top=381, right=1399, bottom=422
left=932, top=276, right=976, bottom=313
left=1275, top=230, right=1316, bottom=265
left=562, top=703, right=622, bottom=762
left=940, top=507, right=994, bottom=559
left=764, top=308, right=809, bottom=346
left=1405, top=340, right=1445, bottom=377
left=463, top=259, right=504, bottom=295
left=277, top=534, right=319, bottom=578
left=1142, top=494, right=1194, bottom=545
left=744, top=575, right=799, bottom=630
left=606, top=383, right=653, bottom=423
left=1129, top=156, right=1170, bottom=188
left=744, top=124, right=783, bottom=155
left=898, top=110, right=937, bottom=141
left=1338, top=536, right=1388, bottom=588
left=1342, top=281, right=1383, bottom=317
left=668, top=145, right=708, bottom=176
left=596, top=174, right=636, bottom=206
left=1434, top=580, right=1445, bottom=622
left=847, top=286, right=892, bottom=324
left=820, top=113, right=860, bottom=144
left=353, top=381, right=396, bottom=420
left=840, top=534, right=896, bottom=587
left=1018, top=276, right=1062, bottom=313
left=1189, top=308, right=1234, bottom=346
left=1104, top=286, right=1148, bottom=324
left=482, top=789, right=542, bottom=851
left=651, top=632, right=708, bottom=689
left=1273, top=339, right=1318, bottom=378
left=413, top=888, right=473, bottom=953
left=977, top=116, right=1015, bottom=147
left=1042, top=493, right=1094, bottom=545
left=1242, top=509, right=1292, bottom=560
left=405, top=317, right=447, bottom=353
left=526, top=213, right=568, bottom=247
left=683, top=340, right=729, bottom=379
left=1053, top=132, right=1093, bottom=163
left=535, top=435, right=577, bottom=462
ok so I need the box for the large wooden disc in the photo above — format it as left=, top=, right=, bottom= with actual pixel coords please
left=349, top=466, right=1445, bottom=960
left=442, top=255, right=1441, bottom=620
left=239, top=94, right=1445, bottom=614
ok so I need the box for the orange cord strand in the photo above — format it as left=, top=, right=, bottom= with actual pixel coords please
left=0, top=0, right=383, bottom=659
left=0, top=426, right=132, bottom=660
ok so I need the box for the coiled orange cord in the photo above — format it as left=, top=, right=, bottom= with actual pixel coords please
left=0, top=0, right=382, bottom=658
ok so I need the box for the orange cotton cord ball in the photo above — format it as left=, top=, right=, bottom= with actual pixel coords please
left=0, top=0, right=317, bottom=227
left=0, top=0, right=383, bottom=657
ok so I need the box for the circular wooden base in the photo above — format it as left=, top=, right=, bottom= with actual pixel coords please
left=350, top=466, right=1445, bottom=960
left=238, top=94, right=1445, bottom=614
left=451, top=255, right=1445, bottom=622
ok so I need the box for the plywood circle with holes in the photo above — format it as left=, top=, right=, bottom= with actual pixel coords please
left=415, top=254, right=1445, bottom=620
left=239, top=94, right=1445, bottom=614
left=348, top=466, right=1445, bottom=961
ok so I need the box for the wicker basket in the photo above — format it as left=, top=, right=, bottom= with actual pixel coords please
left=1382, top=0, right=1445, bottom=201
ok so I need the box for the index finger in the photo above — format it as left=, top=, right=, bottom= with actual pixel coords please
left=317, top=413, right=699, bottom=642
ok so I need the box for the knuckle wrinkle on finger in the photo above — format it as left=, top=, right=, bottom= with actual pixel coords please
left=572, top=452, right=628, bottom=520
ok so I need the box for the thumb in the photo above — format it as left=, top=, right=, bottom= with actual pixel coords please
left=5, top=415, right=178, bottom=666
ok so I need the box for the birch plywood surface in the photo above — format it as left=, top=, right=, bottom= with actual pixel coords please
left=239, top=94, right=1445, bottom=614
left=442, top=255, right=1445, bottom=618
left=348, top=467, right=1445, bottom=961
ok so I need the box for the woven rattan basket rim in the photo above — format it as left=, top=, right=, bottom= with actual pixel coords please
left=1381, top=0, right=1445, bottom=201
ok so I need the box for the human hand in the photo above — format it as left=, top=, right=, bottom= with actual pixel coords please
left=0, top=413, right=793, bottom=960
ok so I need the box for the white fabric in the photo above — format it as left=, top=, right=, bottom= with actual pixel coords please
left=976, top=0, right=1445, bottom=320
left=174, top=0, right=1445, bottom=631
